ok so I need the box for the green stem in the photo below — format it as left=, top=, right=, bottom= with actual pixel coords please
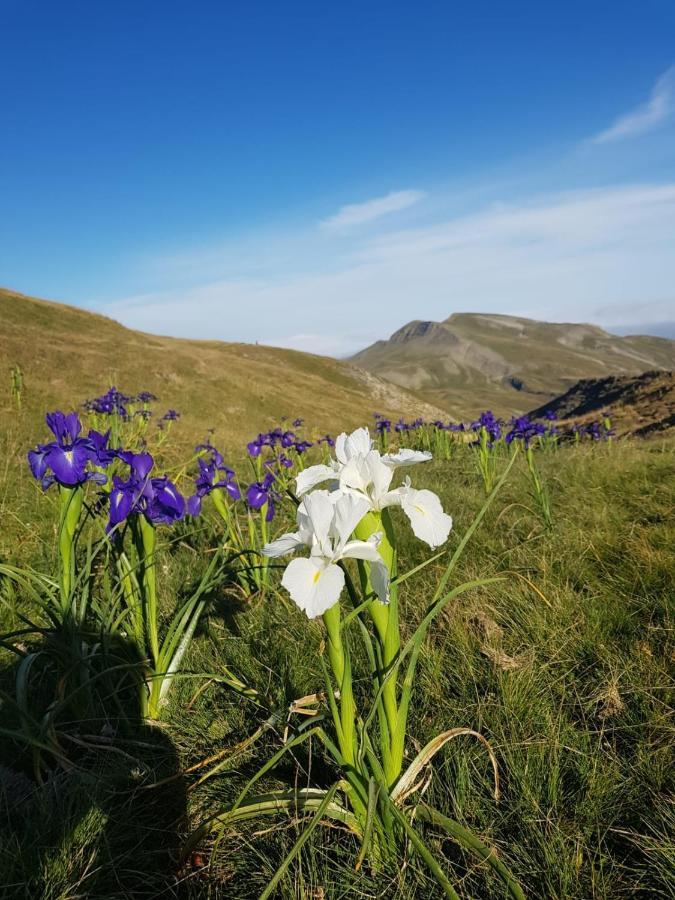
left=58, top=485, right=83, bottom=618
left=135, top=516, right=159, bottom=664
left=354, top=509, right=401, bottom=786
left=322, top=603, right=356, bottom=766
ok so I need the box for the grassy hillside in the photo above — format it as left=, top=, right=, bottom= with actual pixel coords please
left=350, top=313, right=675, bottom=416
left=0, top=287, right=444, bottom=456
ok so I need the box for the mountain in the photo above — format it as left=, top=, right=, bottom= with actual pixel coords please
left=0, top=288, right=445, bottom=455
left=528, top=370, right=675, bottom=437
left=350, top=313, right=675, bottom=417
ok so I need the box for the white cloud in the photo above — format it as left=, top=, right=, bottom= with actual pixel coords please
left=107, top=182, right=675, bottom=356
left=591, top=66, right=675, bottom=144
left=259, top=332, right=380, bottom=357
left=320, top=189, right=426, bottom=230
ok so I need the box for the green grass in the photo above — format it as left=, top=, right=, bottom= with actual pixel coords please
left=1, top=424, right=673, bottom=898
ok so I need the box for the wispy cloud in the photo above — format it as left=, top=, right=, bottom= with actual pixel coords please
left=320, top=189, right=426, bottom=230
left=107, top=182, right=675, bottom=356
left=591, top=65, right=675, bottom=144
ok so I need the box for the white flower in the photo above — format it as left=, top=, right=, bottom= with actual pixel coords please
left=295, top=428, right=452, bottom=549
left=263, top=490, right=389, bottom=618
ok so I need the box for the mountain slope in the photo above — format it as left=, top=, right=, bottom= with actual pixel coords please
left=350, top=313, right=675, bottom=416
left=0, top=288, right=444, bottom=454
left=528, top=370, right=675, bottom=437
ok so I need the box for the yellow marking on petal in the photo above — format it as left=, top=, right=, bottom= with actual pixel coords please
left=313, top=570, right=322, bottom=583
left=65, top=451, right=74, bottom=463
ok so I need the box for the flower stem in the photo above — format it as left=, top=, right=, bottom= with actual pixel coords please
left=58, top=485, right=83, bottom=619
left=354, top=509, right=401, bottom=787
left=135, top=516, right=160, bottom=665
left=322, top=603, right=356, bottom=766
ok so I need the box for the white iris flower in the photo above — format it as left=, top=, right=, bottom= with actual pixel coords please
left=295, top=428, right=452, bottom=549
left=263, top=490, right=389, bottom=618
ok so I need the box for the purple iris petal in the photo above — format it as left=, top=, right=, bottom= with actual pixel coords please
left=87, top=429, right=115, bottom=466
left=246, top=482, right=269, bottom=509
left=28, top=446, right=49, bottom=481
left=46, top=411, right=82, bottom=444
left=109, top=487, right=135, bottom=527
left=245, top=472, right=279, bottom=519
left=187, top=494, right=202, bottom=517
left=45, top=443, right=92, bottom=486
left=188, top=445, right=240, bottom=514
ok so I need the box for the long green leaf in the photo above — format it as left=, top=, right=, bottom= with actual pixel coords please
left=258, top=782, right=341, bottom=900
left=417, top=803, right=525, bottom=900
left=386, top=799, right=461, bottom=900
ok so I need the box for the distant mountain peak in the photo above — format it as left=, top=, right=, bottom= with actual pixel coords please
left=350, top=312, right=675, bottom=417
left=389, top=319, right=453, bottom=344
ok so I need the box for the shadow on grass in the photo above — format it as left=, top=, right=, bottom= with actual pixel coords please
left=0, top=633, right=187, bottom=900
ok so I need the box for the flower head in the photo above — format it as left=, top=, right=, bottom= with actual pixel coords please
left=187, top=451, right=240, bottom=516
left=84, top=386, right=132, bottom=419
left=505, top=415, right=546, bottom=449
left=28, top=411, right=111, bottom=490
left=263, top=490, right=389, bottom=618
left=294, top=427, right=452, bottom=549
left=471, top=410, right=502, bottom=444
left=246, top=472, right=280, bottom=521
left=108, top=451, right=185, bottom=530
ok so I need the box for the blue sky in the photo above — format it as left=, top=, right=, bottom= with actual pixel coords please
left=2, top=0, right=675, bottom=354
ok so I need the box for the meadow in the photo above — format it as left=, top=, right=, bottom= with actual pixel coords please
left=0, top=385, right=673, bottom=900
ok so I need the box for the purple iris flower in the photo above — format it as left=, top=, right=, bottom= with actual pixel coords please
left=294, top=440, right=313, bottom=454
left=85, top=386, right=131, bottom=419
left=27, top=411, right=110, bottom=490
left=196, top=440, right=225, bottom=468
left=543, top=409, right=557, bottom=421
left=187, top=456, right=240, bottom=516
left=471, top=411, right=502, bottom=444
left=505, top=415, right=546, bottom=448
left=292, top=418, right=303, bottom=427
left=449, top=422, right=466, bottom=432
left=317, top=434, right=335, bottom=447
left=247, top=434, right=267, bottom=457
left=136, top=391, right=157, bottom=403
left=281, top=431, right=296, bottom=448
left=161, top=409, right=180, bottom=422
left=246, top=472, right=279, bottom=521
left=377, top=419, right=392, bottom=434
left=108, top=451, right=185, bottom=530
left=87, top=429, right=117, bottom=467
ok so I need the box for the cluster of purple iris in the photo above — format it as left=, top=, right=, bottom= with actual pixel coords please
left=83, top=386, right=179, bottom=427
left=27, top=411, right=187, bottom=529
left=572, top=419, right=614, bottom=441
left=470, top=411, right=503, bottom=444
left=27, top=407, right=322, bottom=532
left=504, top=415, right=549, bottom=448
left=242, top=421, right=334, bottom=519
left=374, top=412, right=468, bottom=435
left=246, top=423, right=333, bottom=460
left=187, top=441, right=241, bottom=516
